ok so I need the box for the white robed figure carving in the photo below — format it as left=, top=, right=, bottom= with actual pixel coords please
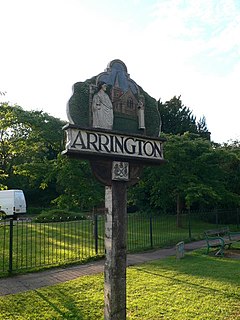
left=92, top=82, right=114, bottom=130
left=137, top=99, right=145, bottom=130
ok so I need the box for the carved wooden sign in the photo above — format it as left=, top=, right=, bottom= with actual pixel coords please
left=63, top=125, right=164, bottom=164
left=63, top=59, right=165, bottom=174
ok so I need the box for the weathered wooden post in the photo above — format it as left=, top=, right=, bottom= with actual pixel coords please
left=104, top=182, right=128, bottom=319
left=62, top=59, right=165, bottom=319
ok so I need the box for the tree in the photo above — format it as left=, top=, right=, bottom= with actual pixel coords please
left=52, top=156, right=104, bottom=211
left=0, top=102, right=65, bottom=206
left=197, top=116, right=210, bottom=139
left=129, top=133, right=240, bottom=222
left=0, top=102, right=105, bottom=209
left=158, top=96, right=209, bottom=139
left=212, top=140, right=240, bottom=207
left=0, top=169, right=7, bottom=190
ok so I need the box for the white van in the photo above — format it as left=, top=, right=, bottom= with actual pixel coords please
left=0, top=190, right=26, bottom=219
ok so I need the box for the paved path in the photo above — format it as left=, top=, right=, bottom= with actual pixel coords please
left=0, top=240, right=206, bottom=296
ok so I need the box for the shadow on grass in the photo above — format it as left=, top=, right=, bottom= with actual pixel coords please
left=132, top=250, right=240, bottom=297
left=134, top=264, right=240, bottom=301
left=34, top=276, right=104, bottom=320
left=35, top=289, right=85, bottom=320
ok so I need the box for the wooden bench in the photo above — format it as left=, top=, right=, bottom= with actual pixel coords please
left=204, top=227, right=240, bottom=256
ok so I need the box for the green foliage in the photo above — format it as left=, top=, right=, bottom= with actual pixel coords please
left=197, top=116, right=210, bottom=139
left=0, top=102, right=66, bottom=206
left=0, top=169, right=7, bottom=190
left=34, top=209, right=86, bottom=222
left=1, top=99, right=239, bottom=215
left=130, top=133, right=240, bottom=212
left=0, top=102, right=104, bottom=210
left=158, top=96, right=209, bottom=138
left=26, top=207, right=44, bottom=215
left=67, top=79, right=93, bottom=127
left=52, top=156, right=104, bottom=211
left=142, top=89, right=161, bottom=137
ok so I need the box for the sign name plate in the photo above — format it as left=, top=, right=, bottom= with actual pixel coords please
left=63, top=125, right=164, bottom=163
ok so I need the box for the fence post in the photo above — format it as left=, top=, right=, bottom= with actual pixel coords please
left=188, top=208, right=192, bottom=241
left=94, top=214, right=98, bottom=254
left=8, top=218, right=13, bottom=274
left=149, top=214, right=153, bottom=248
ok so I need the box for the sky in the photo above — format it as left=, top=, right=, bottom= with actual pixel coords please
left=1, top=0, right=240, bottom=143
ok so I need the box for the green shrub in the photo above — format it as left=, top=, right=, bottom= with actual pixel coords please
left=27, top=207, right=45, bottom=215
left=33, top=209, right=86, bottom=223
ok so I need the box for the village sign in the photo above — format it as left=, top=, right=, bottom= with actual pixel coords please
left=62, top=59, right=165, bottom=319
left=63, top=59, right=165, bottom=182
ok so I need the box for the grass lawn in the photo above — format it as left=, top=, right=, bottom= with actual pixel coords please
left=0, top=250, right=240, bottom=319
left=1, top=213, right=224, bottom=276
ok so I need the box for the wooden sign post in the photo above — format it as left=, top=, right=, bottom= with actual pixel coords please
left=62, top=60, right=165, bottom=320
left=104, top=182, right=127, bottom=319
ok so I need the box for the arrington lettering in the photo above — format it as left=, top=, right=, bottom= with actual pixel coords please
left=69, top=129, right=163, bottom=159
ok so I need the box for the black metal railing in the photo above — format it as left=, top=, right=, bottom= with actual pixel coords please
left=0, top=208, right=239, bottom=277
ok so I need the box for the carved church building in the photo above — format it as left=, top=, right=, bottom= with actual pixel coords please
left=110, top=76, right=139, bottom=117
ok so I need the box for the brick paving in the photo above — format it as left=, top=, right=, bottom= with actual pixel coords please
left=0, top=240, right=206, bottom=296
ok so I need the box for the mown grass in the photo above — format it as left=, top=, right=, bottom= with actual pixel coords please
left=0, top=219, right=105, bottom=276
left=0, top=250, right=240, bottom=319
left=0, top=214, right=237, bottom=276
